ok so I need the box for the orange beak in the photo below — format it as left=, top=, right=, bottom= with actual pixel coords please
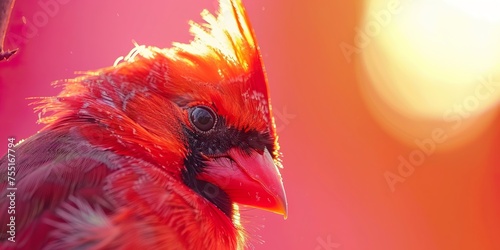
left=198, top=148, right=288, bottom=218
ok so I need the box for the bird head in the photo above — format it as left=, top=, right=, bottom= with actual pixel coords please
left=37, top=0, right=287, bottom=219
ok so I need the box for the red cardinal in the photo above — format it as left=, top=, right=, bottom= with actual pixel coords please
left=0, top=0, right=287, bottom=249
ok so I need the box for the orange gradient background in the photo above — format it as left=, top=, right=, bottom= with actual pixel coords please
left=1, top=0, right=500, bottom=249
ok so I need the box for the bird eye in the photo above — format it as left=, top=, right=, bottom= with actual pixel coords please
left=189, top=106, right=217, bottom=132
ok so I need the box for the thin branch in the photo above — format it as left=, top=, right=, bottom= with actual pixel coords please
left=0, top=0, right=17, bottom=61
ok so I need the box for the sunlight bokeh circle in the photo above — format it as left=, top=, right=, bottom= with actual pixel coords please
left=359, top=0, right=500, bottom=147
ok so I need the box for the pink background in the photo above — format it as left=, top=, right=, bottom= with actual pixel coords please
left=1, top=0, right=500, bottom=249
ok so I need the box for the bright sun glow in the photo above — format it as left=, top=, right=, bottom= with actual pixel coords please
left=443, top=0, right=500, bottom=23
left=359, top=0, right=500, bottom=146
